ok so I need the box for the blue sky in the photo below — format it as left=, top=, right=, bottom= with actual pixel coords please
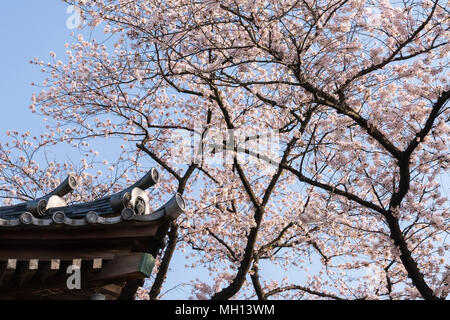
left=0, top=1, right=72, bottom=136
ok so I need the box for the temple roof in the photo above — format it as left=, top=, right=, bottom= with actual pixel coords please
left=0, top=168, right=185, bottom=228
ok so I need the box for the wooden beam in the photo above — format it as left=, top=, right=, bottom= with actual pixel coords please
left=12, top=260, right=38, bottom=287
left=0, top=261, right=8, bottom=287
left=0, top=253, right=154, bottom=299
left=0, top=243, right=126, bottom=261
left=92, top=253, right=155, bottom=283
left=34, top=260, right=51, bottom=284
left=0, top=222, right=160, bottom=242
left=0, top=259, right=16, bottom=288
left=99, top=283, right=125, bottom=297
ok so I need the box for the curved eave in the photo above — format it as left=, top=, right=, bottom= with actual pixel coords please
left=0, top=209, right=167, bottom=229
left=0, top=193, right=185, bottom=229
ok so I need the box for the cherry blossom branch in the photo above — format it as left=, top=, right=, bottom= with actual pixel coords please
left=136, top=143, right=182, bottom=181
left=149, top=223, right=179, bottom=300
left=283, top=165, right=387, bottom=214
left=404, top=89, right=449, bottom=157
left=339, top=0, right=440, bottom=91
left=265, top=284, right=344, bottom=300
left=250, top=262, right=266, bottom=300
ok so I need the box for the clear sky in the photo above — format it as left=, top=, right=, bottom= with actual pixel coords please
left=0, top=1, right=73, bottom=136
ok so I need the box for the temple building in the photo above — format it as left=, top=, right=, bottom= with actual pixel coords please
left=0, top=168, right=185, bottom=300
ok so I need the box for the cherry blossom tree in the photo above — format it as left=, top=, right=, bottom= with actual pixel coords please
left=10, top=0, right=449, bottom=299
